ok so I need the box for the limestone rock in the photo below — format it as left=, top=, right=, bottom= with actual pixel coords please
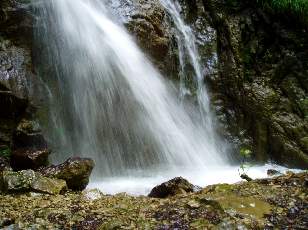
left=39, top=157, right=94, bottom=191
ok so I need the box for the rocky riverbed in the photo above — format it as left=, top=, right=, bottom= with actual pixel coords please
left=0, top=171, right=307, bottom=229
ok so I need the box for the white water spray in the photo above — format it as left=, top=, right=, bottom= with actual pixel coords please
left=160, top=0, right=220, bottom=152
left=34, top=0, right=299, bottom=195
left=36, top=0, right=226, bottom=178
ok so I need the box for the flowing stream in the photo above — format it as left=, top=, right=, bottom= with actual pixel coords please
left=35, top=0, right=288, bottom=195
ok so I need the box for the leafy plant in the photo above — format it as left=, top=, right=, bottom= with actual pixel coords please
left=238, top=147, right=252, bottom=176
left=0, top=146, right=11, bottom=159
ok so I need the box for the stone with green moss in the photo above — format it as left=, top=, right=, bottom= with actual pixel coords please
left=0, top=172, right=306, bottom=229
left=1, top=170, right=67, bottom=195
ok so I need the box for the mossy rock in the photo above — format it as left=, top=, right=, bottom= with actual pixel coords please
left=1, top=170, right=67, bottom=195
left=39, top=157, right=94, bottom=191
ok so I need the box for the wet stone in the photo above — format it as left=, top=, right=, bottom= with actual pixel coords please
left=148, top=177, right=195, bottom=198
left=11, top=148, right=50, bottom=170
left=39, top=157, right=94, bottom=191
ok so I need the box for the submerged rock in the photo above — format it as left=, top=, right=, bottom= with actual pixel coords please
left=148, top=177, right=195, bottom=198
left=1, top=170, right=67, bottom=195
left=39, top=157, right=94, bottom=191
left=11, top=148, right=49, bottom=170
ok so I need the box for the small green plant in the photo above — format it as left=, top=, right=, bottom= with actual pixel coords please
left=238, top=147, right=252, bottom=176
left=0, top=146, right=11, bottom=159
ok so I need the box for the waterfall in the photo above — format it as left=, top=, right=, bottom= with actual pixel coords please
left=35, top=0, right=226, bottom=178
left=159, top=0, right=216, bottom=132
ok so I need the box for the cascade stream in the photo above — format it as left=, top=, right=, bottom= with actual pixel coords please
left=35, top=0, right=286, bottom=194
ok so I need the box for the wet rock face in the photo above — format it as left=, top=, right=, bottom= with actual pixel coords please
left=39, top=157, right=95, bottom=191
left=1, top=169, right=67, bottom=195
left=0, top=0, right=33, bottom=48
left=0, top=42, right=33, bottom=100
left=0, top=1, right=44, bottom=155
left=0, top=0, right=34, bottom=102
left=148, top=177, right=196, bottom=198
left=115, top=0, right=179, bottom=78
left=198, top=0, right=308, bottom=167
left=0, top=42, right=32, bottom=148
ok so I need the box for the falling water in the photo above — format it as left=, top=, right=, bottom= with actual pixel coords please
left=32, top=0, right=298, bottom=195
left=35, top=0, right=226, bottom=179
left=160, top=0, right=215, bottom=131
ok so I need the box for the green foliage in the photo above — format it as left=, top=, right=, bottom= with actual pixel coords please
left=238, top=147, right=252, bottom=176
left=257, top=0, right=308, bottom=22
left=240, top=147, right=252, bottom=158
left=0, top=146, right=11, bottom=159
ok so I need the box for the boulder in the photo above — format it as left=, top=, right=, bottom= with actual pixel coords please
left=13, top=119, right=47, bottom=150
left=148, top=177, right=196, bottom=198
left=39, top=157, right=94, bottom=191
left=1, top=170, right=67, bottom=195
left=11, top=148, right=50, bottom=170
